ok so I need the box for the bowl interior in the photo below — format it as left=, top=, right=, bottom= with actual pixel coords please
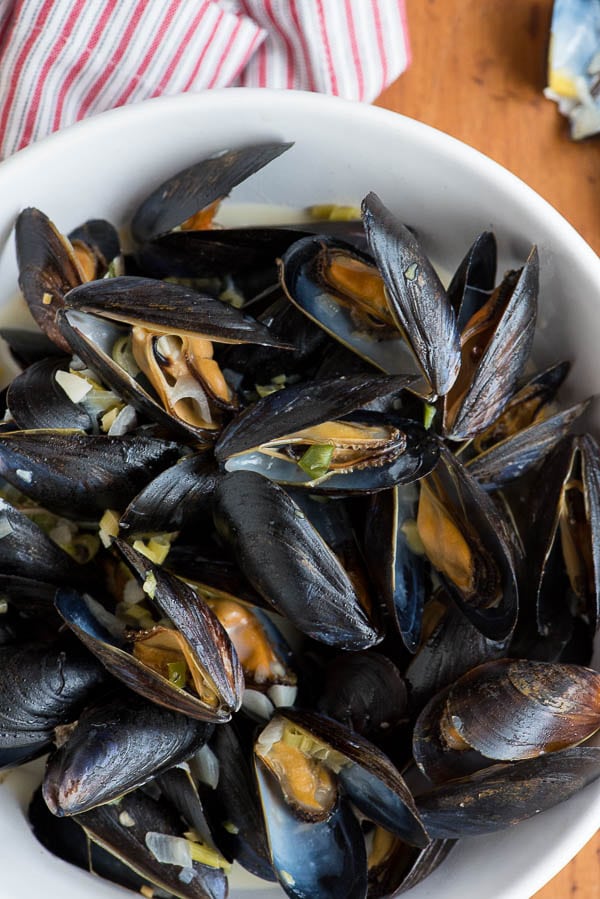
left=0, top=89, right=598, bottom=899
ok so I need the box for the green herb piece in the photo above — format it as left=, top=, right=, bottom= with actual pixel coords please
left=298, top=444, right=335, bottom=478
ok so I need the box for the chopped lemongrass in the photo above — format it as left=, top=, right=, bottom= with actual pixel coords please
left=55, top=370, right=94, bottom=404
left=223, top=821, right=239, bottom=835
left=272, top=373, right=287, bottom=385
left=0, top=599, right=7, bottom=614
left=424, top=402, right=437, bottom=430
left=255, top=383, right=280, bottom=398
left=167, top=660, right=188, bottom=687
left=69, top=533, right=100, bottom=563
left=99, top=509, right=120, bottom=547
left=142, top=570, right=158, bottom=600
left=187, top=840, right=231, bottom=871
left=134, top=536, right=173, bottom=566
left=298, top=443, right=335, bottom=478
left=100, top=406, right=120, bottom=432
left=191, top=744, right=220, bottom=789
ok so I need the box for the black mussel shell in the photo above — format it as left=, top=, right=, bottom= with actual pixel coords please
left=447, top=230, right=497, bottom=331
left=15, top=207, right=83, bottom=352
left=280, top=234, right=419, bottom=377
left=0, top=640, right=105, bottom=769
left=443, top=249, right=539, bottom=440
left=7, top=356, right=93, bottom=432
left=362, top=192, right=461, bottom=397
left=213, top=471, right=382, bottom=650
left=368, top=831, right=456, bottom=899
left=255, top=758, right=367, bottom=899
left=0, top=430, right=180, bottom=519
left=65, top=276, right=290, bottom=347
left=131, top=142, right=293, bottom=243
left=76, top=788, right=228, bottom=899
left=68, top=218, right=120, bottom=278
left=417, top=445, right=519, bottom=641
left=416, top=747, right=600, bottom=838
left=0, top=328, right=63, bottom=368
left=43, top=690, right=213, bottom=815
left=120, top=454, right=220, bottom=536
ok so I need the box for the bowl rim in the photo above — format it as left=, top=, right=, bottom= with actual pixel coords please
left=0, top=87, right=599, bottom=899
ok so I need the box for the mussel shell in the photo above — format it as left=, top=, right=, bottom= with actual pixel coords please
left=213, top=471, right=382, bottom=650
left=55, top=587, right=240, bottom=723
left=0, top=328, right=63, bottom=368
left=466, top=399, right=590, bottom=490
left=0, top=430, right=181, bottom=519
left=6, top=357, right=93, bottom=431
left=405, top=591, right=508, bottom=712
left=76, top=788, right=228, bottom=899
left=280, top=234, right=419, bottom=377
left=364, top=483, right=428, bottom=653
left=255, top=758, right=367, bottom=899
left=362, top=192, right=461, bottom=397
left=0, top=640, right=105, bottom=768
left=417, top=445, right=519, bottom=642
left=68, top=218, right=120, bottom=275
left=443, top=658, right=600, bottom=762
left=116, top=539, right=244, bottom=715
left=15, top=207, right=83, bottom=351
left=130, top=142, right=293, bottom=243
left=0, top=498, right=90, bottom=588
left=65, top=276, right=290, bottom=347
left=215, top=374, right=417, bottom=462
left=368, top=833, right=456, bottom=899
left=43, top=691, right=213, bottom=815
left=317, top=652, right=408, bottom=739
left=29, top=788, right=156, bottom=894
left=443, top=248, right=539, bottom=440
left=281, top=710, right=429, bottom=848
left=447, top=230, right=497, bottom=331
left=120, top=454, right=220, bottom=536
left=416, top=746, right=600, bottom=838
left=58, top=307, right=211, bottom=442
left=201, top=723, right=276, bottom=881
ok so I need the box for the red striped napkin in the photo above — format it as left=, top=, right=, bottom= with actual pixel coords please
left=0, top=0, right=410, bottom=160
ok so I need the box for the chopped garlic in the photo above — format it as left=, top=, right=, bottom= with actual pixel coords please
left=142, top=571, right=157, bottom=600
left=55, top=370, right=93, bottom=404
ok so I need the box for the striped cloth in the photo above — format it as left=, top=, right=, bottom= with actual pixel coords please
left=0, top=0, right=410, bottom=160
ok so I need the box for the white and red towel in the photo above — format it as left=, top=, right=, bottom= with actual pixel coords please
left=0, top=0, right=410, bottom=160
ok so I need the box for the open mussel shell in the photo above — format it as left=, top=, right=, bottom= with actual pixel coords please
left=364, top=482, right=429, bottom=652
left=279, top=234, right=420, bottom=377
left=447, top=230, right=497, bottom=331
left=130, top=141, right=293, bottom=243
left=0, top=430, right=180, bottom=519
left=416, top=746, right=600, bottom=839
left=256, top=758, right=367, bottom=899
left=55, top=580, right=241, bottom=724
left=0, top=328, right=63, bottom=369
left=257, top=710, right=429, bottom=848
left=367, top=830, right=455, bottom=899
left=0, top=640, right=105, bottom=769
left=528, top=433, right=600, bottom=637
left=6, top=357, right=93, bottom=431
left=65, top=276, right=290, bottom=347
left=200, top=723, right=276, bottom=881
left=443, top=248, right=539, bottom=440
left=362, top=192, right=461, bottom=398
left=43, top=691, right=213, bottom=816
left=466, top=399, right=590, bottom=490
left=416, top=444, right=519, bottom=641
left=29, top=787, right=157, bottom=894
left=15, top=207, right=84, bottom=352
left=68, top=218, right=120, bottom=279
left=215, top=374, right=439, bottom=492
left=76, top=788, right=228, bottom=899
left=58, top=307, right=212, bottom=442
left=213, top=471, right=382, bottom=650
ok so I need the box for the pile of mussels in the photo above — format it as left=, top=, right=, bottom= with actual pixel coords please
left=1, top=142, right=600, bottom=899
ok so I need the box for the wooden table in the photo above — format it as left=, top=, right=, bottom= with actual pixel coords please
left=374, top=1, right=599, bottom=896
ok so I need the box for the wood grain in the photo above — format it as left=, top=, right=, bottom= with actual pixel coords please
left=373, top=1, right=599, bottom=896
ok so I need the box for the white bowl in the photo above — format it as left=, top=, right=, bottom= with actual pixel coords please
left=0, top=89, right=598, bottom=899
